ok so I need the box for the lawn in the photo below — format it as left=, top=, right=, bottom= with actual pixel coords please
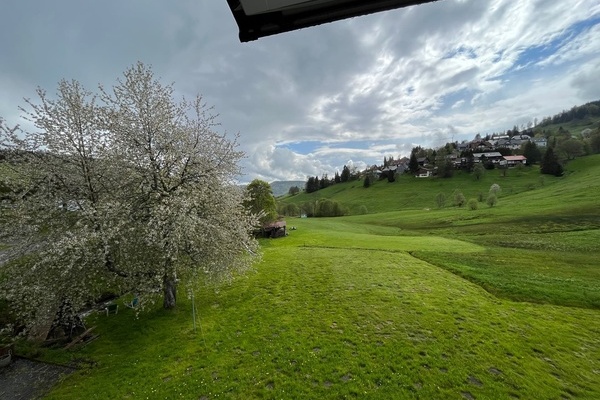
left=38, top=216, right=600, bottom=399
left=8, top=155, right=600, bottom=399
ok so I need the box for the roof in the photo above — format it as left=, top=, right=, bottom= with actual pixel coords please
left=503, top=155, right=527, bottom=161
left=226, top=0, right=441, bottom=42
left=264, top=220, right=287, bottom=229
left=473, top=152, right=503, bottom=158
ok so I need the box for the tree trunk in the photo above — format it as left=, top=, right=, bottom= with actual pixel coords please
left=163, top=273, right=177, bottom=309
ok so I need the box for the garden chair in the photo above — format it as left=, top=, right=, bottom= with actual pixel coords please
left=125, top=297, right=139, bottom=309
left=105, top=303, right=118, bottom=316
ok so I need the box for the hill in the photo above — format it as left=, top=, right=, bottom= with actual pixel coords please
left=269, top=180, right=304, bottom=197
left=278, top=154, right=600, bottom=216
left=534, top=114, right=600, bottom=137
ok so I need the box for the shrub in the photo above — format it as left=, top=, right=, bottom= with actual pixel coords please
left=315, top=199, right=345, bottom=217
left=357, top=205, right=368, bottom=215
left=487, top=193, right=498, bottom=207
left=363, top=175, right=371, bottom=188
left=473, top=163, right=485, bottom=180
left=301, top=201, right=315, bottom=217
left=489, top=183, right=501, bottom=194
left=279, top=203, right=300, bottom=216
left=453, top=190, right=466, bottom=207
left=467, top=198, right=478, bottom=210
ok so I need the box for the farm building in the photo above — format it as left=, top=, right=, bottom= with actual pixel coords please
left=262, top=220, right=287, bottom=238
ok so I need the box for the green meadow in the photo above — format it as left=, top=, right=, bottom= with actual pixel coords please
left=19, top=156, right=600, bottom=398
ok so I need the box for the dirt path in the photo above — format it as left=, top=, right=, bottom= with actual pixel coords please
left=0, top=357, right=74, bottom=400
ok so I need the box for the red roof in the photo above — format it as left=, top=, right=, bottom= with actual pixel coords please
left=503, top=155, right=527, bottom=161
left=264, top=220, right=286, bottom=229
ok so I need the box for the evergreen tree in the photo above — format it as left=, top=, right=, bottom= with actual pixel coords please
left=305, top=176, right=318, bottom=193
left=522, top=141, right=541, bottom=164
left=408, top=151, right=419, bottom=174
left=334, top=171, right=341, bottom=184
left=363, top=174, right=371, bottom=188
left=341, top=165, right=350, bottom=182
left=387, top=169, right=395, bottom=182
left=540, top=147, right=563, bottom=176
left=319, top=174, right=329, bottom=189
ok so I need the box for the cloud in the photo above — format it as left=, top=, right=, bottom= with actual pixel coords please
left=1, top=0, right=599, bottom=182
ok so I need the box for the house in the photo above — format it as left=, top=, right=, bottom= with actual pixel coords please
left=468, top=140, right=493, bottom=151
left=513, top=134, right=532, bottom=141
left=532, top=137, right=547, bottom=147
left=456, top=141, right=470, bottom=152
left=503, top=155, right=527, bottom=167
left=490, top=135, right=509, bottom=146
left=472, top=152, right=504, bottom=163
left=389, top=159, right=408, bottom=172
left=415, top=167, right=433, bottom=178
left=495, top=138, right=511, bottom=148
left=416, top=157, right=430, bottom=166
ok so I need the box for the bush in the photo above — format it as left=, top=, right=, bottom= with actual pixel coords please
left=279, top=203, right=300, bottom=217
left=489, top=183, right=501, bottom=195
left=453, top=190, right=466, bottom=207
left=357, top=205, right=368, bottom=215
left=487, top=193, right=498, bottom=207
left=315, top=199, right=345, bottom=217
left=363, top=175, right=371, bottom=188
left=301, top=201, right=315, bottom=217
left=467, top=198, right=478, bottom=210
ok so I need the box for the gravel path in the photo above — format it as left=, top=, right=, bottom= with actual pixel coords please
left=0, top=357, right=74, bottom=400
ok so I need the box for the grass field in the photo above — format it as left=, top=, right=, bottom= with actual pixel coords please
left=39, top=217, right=600, bottom=399
left=11, top=155, right=600, bottom=399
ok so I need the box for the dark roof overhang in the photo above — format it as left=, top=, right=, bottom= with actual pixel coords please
left=226, top=0, right=440, bottom=42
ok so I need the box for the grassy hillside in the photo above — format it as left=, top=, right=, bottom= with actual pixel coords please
left=9, top=155, right=600, bottom=399
left=535, top=115, right=600, bottom=137
left=281, top=155, right=600, bottom=309
left=279, top=156, right=596, bottom=215
left=41, top=214, right=600, bottom=399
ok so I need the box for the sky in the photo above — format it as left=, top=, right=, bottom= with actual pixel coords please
left=1, top=0, right=599, bottom=183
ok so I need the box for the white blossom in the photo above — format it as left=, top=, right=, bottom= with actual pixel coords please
left=0, top=63, right=259, bottom=332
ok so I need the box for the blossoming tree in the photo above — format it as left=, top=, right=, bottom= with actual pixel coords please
left=0, top=63, right=259, bottom=333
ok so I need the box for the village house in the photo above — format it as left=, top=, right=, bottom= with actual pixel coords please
left=532, top=137, right=547, bottom=147
left=472, top=152, right=504, bottom=164
left=503, top=155, right=527, bottom=167
left=415, top=167, right=434, bottom=178
left=416, top=157, right=430, bottom=166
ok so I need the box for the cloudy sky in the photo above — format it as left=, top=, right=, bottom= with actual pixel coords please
left=1, top=0, right=599, bottom=182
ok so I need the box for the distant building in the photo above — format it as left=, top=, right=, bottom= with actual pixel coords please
left=503, top=155, right=527, bottom=166
left=415, top=167, right=433, bottom=178
left=472, top=152, right=504, bottom=163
